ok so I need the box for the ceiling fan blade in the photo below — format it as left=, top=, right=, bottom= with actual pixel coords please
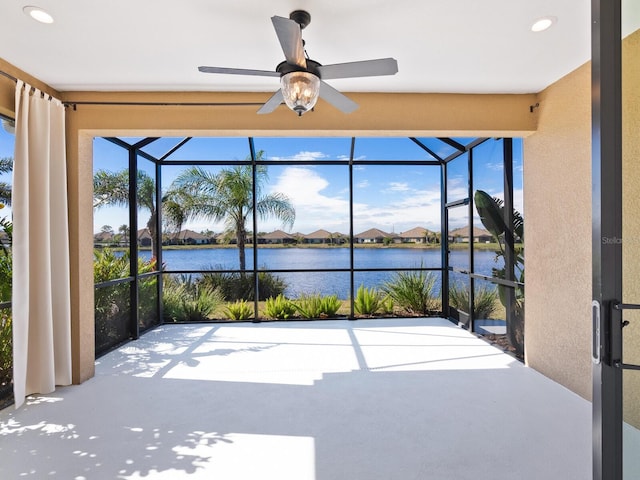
left=317, top=58, right=398, bottom=80
left=271, top=16, right=307, bottom=69
left=198, top=66, right=279, bottom=77
left=257, top=89, right=284, bottom=114
left=319, top=81, right=358, bottom=114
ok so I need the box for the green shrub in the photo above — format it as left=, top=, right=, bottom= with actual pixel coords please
left=449, top=283, right=498, bottom=320
left=381, top=295, right=395, bottom=315
left=224, top=300, right=254, bottom=321
left=138, top=275, right=158, bottom=329
left=94, top=248, right=129, bottom=283
left=319, top=295, right=342, bottom=317
left=354, top=285, right=382, bottom=315
left=0, top=311, right=11, bottom=388
left=163, top=275, right=224, bottom=322
left=199, top=269, right=286, bottom=301
left=0, top=237, right=11, bottom=302
left=383, top=270, right=439, bottom=315
left=94, top=248, right=156, bottom=283
left=264, top=294, right=297, bottom=320
left=94, top=249, right=157, bottom=334
left=296, top=293, right=342, bottom=319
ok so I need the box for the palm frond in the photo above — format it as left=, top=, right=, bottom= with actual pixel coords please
left=0, top=158, right=13, bottom=175
left=0, top=182, right=11, bottom=206
left=93, top=169, right=130, bottom=208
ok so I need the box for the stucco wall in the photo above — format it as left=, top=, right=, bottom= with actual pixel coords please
left=622, top=29, right=640, bottom=427
left=523, top=63, right=593, bottom=400
left=521, top=28, right=640, bottom=423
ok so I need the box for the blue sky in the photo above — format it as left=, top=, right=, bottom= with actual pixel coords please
left=0, top=131, right=522, bottom=236
left=0, top=122, right=15, bottom=221
left=94, top=136, right=523, bottom=235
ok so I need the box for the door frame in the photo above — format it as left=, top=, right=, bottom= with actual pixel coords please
left=592, top=0, right=624, bottom=478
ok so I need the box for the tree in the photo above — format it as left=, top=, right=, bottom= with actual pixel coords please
left=94, top=169, right=167, bottom=260
left=118, top=224, right=130, bottom=244
left=0, top=157, right=13, bottom=206
left=167, top=160, right=295, bottom=271
left=100, top=224, right=114, bottom=235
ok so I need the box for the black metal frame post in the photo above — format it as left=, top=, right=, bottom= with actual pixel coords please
left=503, top=139, right=516, bottom=345
left=349, top=137, right=356, bottom=320
left=441, top=161, right=449, bottom=317
left=249, top=138, right=260, bottom=322
left=468, top=149, right=475, bottom=332
left=128, top=145, right=139, bottom=340
left=155, top=159, right=163, bottom=325
left=592, top=0, right=623, bottom=478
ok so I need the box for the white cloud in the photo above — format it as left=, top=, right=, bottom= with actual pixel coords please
left=357, top=180, right=370, bottom=188
left=267, top=166, right=445, bottom=234
left=387, top=182, right=410, bottom=192
left=270, top=151, right=328, bottom=161
left=485, top=162, right=504, bottom=171
left=266, top=166, right=350, bottom=233
left=445, top=177, right=468, bottom=200
left=352, top=186, right=442, bottom=233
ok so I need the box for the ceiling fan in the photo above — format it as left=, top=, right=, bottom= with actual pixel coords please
left=198, top=10, right=399, bottom=116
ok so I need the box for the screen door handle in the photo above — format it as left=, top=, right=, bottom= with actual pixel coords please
left=592, top=300, right=601, bottom=365
left=612, top=302, right=640, bottom=370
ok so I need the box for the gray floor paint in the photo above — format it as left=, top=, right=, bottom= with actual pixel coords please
left=0, top=318, right=591, bottom=479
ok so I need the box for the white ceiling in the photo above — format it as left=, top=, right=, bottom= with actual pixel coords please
left=0, top=1, right=637, bottom=95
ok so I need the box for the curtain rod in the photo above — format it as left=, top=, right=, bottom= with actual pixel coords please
left=0, top=68, right=60, bottom=102
left=0, top=70, right=18, bottom=84
left=63, top=100, right=265, bottom=110
left=1, top=69, right=266, bottom=109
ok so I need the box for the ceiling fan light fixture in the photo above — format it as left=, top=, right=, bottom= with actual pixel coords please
left=280, top=71, right=320, bottom=116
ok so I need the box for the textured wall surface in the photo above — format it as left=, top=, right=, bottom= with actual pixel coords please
left=523, top=63, right=593, bottom=401
left=622, top=29, right=640, bottom=427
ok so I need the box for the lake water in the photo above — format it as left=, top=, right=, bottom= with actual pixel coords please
left=139, top=247, right=502, bottom=298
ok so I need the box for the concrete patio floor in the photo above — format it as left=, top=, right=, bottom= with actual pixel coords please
left=0, top=317, right=591, bottom=479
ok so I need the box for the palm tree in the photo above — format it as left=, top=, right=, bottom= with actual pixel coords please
left=0, top=157, right=13, bottom=206
left=118, top=224, right=130, bottom=244
left=94, top=169, right=163, bottom=259
left=167, top=161, right=295, bottom=271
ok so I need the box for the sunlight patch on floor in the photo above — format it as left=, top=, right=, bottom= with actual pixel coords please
left=158, top=320, right=517, bottom=385
left=162, top=326, right=359, bottom=385
left=120, top=433, right=315, bottom=480
left=353, top=325, right=519, bottom=371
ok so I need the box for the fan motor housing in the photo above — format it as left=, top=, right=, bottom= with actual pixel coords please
left=276, top=59, right=322, bottom=78
left=289, top=10, right=311, bottom=29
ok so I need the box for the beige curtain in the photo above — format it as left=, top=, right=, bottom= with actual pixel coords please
left=12, top=81, right=72, bottom=408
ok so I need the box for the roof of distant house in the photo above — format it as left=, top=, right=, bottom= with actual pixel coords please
left=171, top=229, right=209, bottom=240
left=137, top=228, right=151, bottom=239
left=261, top=229, right=294, bottom=240
left=305, top=229, right=333, bottom=239
left=355, top=228, right=392, bottom=239
left=94, top=231, right=114, bottom=241
left=449, top=226, right=492, bottom=237
left=399, top=226, right=434, bottom=238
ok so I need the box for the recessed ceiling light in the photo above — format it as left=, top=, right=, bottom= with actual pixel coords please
left=23, top=6, right=54, bottom=24
left=531, top=16, right=557, bottom=33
